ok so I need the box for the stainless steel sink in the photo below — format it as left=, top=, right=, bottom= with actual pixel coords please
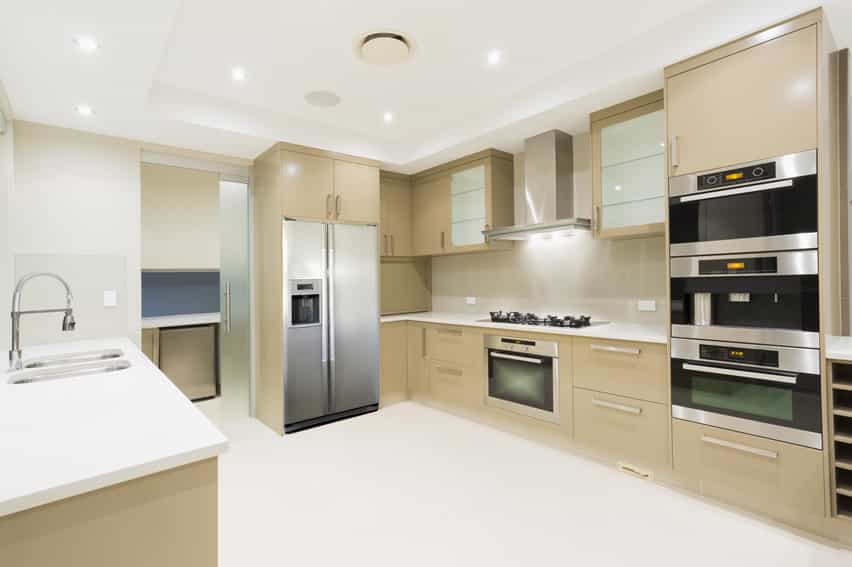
left=22, top=348, right=124, bottom=369
left=8, top=359, right=131, bottom=385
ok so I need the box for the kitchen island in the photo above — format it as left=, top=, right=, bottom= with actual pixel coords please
left=0, top=337, right=228, bottom=567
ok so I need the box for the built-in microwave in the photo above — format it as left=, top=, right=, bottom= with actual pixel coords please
left=671, top=338, right=822, bottom=449
left=670, top=249, right=819, bottom=349
left=669, top=150, right=817, bottom=257
left=485, top=335, right=559, bottom=424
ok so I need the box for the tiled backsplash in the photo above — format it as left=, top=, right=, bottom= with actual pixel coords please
left=431, top=232, right=667, bottom=325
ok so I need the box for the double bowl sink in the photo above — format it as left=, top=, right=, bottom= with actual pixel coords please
left=7, top=348, right=132, bottom=385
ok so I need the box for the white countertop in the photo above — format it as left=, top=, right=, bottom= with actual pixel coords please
left=381, top=312, right=667, bottom=344
left=0, top=337, right=228, bottom=517
left=825, top=335, right=852, bottom=363
left=142, top=312, right=221, bottom=329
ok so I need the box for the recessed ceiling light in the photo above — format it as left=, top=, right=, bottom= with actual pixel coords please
left=75, top=35, right=99, bottom=52
left=487, top=49, right=502, bottom=66
left=383, top=111, right=394, bottom=124
left=358, top=32, right=412, bottom=65
left=76, top=104, right=93, bottom=116
left=231, top=67, right=246, bottom=82
left=614, top=185, right=622, bottom=192
left=305, top=91, right=341, bottom=108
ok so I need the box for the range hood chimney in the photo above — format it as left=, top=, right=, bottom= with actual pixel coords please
left=483, top=130, right=591, bottom=240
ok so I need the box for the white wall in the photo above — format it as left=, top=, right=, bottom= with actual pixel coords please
left=0, top=84, right=12, bottom=352
left=432, top=131, right=667, bottom=325
left=10, top=121, right=141, bottom=345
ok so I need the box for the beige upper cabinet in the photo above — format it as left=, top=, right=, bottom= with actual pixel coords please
left=666, top=25, right=818, bottom=176
left=333, top=160, right=380, bottom=224
left=591, top=91, right=666, bottom=240
left=412, top=174, right=451, bottom=256
left=280, top=150, right=335, bottom=220
left=411, top=150, right=513, bottom=256
left=380, top=173, right=413, bottom=257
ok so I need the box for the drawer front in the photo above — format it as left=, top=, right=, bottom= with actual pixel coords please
left=573, top=388, right=669, bottom=468
left=429, top=360, right=483, bottom=410
left=426, top=325, right=481, bottom=367
left=672, top=419, right=824, bottom=526
left=572, top=338, right=667, bottom=403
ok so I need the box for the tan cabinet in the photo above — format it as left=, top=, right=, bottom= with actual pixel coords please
left=380, top=257, right=431, bottom=315
left=590, top=91, right=665, bottom=239
left=407, top=323, right=430, bottom=399
left=426, top=325, right=482, bottom=368
left=666, top=25, right=818, bottom=176
left=280, top=150, right=335, bottom=220
left=141, top=328, right=159, bottom=364
left=411, top=150, right=513, bottom=256
left=380, top=173, right=413, bottom=256
left=380, top=322, right=408, bottom=406
left=333, top=160, right=380, bottom=224
left=673, top=419, right=825, bottom=530
left=572, top=338, right=667, bottom=403
left=573, top=387, right=669, bottom=469
left=412, top=174, right=451, bottom=256
left=428, top=359, right=483, bottom=411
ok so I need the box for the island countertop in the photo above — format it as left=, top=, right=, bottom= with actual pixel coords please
left=0, top=337, right=227, bottom=517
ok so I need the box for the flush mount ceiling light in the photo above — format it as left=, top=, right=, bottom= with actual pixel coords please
left=357, top=32, right=412, bottom=65
left=74, top=35, right=99, bottom=52
left=231, top=67, right=246, bottom=81
left=304, top=91, right=341, bottom=108
left=76, top=104, right=93, bottom=116
left=487, top=48, right=503, bottom=66
left=383, top=111, right=394, bottom=124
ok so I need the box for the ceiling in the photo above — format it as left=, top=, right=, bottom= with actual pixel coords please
left=0, top=0, right=849, bottom=172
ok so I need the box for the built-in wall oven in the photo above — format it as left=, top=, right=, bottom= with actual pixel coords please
left=486, top=335, right=559, bottom=424
left=669, top=150, right=817, bottom=257
left=671, top=338, right=822, bottom=449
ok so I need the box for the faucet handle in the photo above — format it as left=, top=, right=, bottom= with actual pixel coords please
left=62, top=312, right=76, bottom=331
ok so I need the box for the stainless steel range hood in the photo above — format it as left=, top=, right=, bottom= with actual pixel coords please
left=483, top=130, right=591, bottom=241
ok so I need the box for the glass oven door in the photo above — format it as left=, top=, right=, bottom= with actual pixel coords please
left=671, top=355, right=822, bottom=449
left=487, top=349, right=558, bottom=423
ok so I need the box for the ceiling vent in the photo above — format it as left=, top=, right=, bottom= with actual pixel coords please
left=358, top=32, right=411, bottom=65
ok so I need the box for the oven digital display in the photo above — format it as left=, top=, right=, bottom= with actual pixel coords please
left=699, top=344, right=779, bottom=367
left=698, top=256, right=778, bottom=275
left=724, top=172, right=744, bottom=181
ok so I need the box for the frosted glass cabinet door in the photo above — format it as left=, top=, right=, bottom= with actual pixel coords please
left=450, top=165, right=486, bottom=247
left=591, top=93, right=666, bottom=239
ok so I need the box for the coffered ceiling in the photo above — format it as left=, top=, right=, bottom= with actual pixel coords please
left=0, top=0, right=847, bottom=172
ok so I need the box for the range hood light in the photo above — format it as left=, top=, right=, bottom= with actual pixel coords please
left=483, top=218, right=592, bottom=241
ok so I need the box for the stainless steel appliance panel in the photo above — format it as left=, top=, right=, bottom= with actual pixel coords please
left=670, top=250, right=819, bottom=279
left=485, top=335, right=560, bottom=423
left=283, top=220, right=328, bottom=426
left=671, top=338, right=821, bottom=375
left=329, top=223, right=379, bottom=414
left=670, top=324, right=820, bottom=349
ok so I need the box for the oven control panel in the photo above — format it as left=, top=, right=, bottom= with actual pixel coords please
left=699, top=344, right=779, bottom=367
left=698, top=256, right=778, bottom=275
left=498, top=337, right=536, bottom=353
left=697, top=160, right=775, bottom=191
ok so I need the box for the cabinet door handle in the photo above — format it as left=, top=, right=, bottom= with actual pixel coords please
left=383, top=235, right=389, bottom=255
left=670, top=136, right=680, bottom=169
left=224, top=281, right=232, bottom=334
left=593, top=205, right=601, bottom=234
left=436, top=365, right=463, bottom=377
left=422, top=327, right=428, bottom=359
left=701, top=435, right=778, bottom=460
left=592, top=398, right=642, bottom=415
left=390, top=234, right=394, bottom=256
left=591, top=344, right=641, bottom=356
left=440, top=231, right=445, bottom=250
left=335, top=195, right=342, bottom=218
left=326, top=194, right=333, bottom=217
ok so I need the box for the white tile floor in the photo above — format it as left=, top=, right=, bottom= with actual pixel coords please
left=199, top=400, right=852, bottom=567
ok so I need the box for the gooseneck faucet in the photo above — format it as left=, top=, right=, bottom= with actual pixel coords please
left=9, top=272, right=76, bottom=371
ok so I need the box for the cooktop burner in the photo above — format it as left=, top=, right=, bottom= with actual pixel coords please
left=488, top=311, right=593, bottom=328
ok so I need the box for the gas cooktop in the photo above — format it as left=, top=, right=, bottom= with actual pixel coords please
left=483, top=311, right=603, bottom=328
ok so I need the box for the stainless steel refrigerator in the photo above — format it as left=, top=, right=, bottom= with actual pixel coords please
left=283, top=219, right=379, bottom=433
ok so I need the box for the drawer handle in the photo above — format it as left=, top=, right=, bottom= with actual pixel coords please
left=591, top=344, right=641, bottom=356
left=437, top=329, right=462, bottom=336
left=490, top=352, right=542, bottom=364
left=592, top=398, right=642, bottom=415
left=700, top=435, right=778, bottom=460
left=436, top=366, right=463, bottom=377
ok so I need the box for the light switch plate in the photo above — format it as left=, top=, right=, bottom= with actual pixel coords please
left=103, top=290, right=118, bottom=308
left=637, top=300, right=657, bottom=312
left=465, top=296, right=477, bottom=305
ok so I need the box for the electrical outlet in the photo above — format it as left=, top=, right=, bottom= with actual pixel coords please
left=637, top=300, right=657, bottom=312
left=465, top=296, right=477, bottom=305
left=103, top=290, right=118, bottom=308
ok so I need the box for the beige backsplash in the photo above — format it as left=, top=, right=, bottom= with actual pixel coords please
left=431, top=232, right=667, bottom=325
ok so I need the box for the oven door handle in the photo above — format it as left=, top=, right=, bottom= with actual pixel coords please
left=678, top=179, right=794, bottom=203
left=682, top=362, right=797, bottom=384
left=490, top=352, right=543, bottom=364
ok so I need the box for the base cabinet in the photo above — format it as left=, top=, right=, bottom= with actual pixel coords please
left=672, top=419, right=825, bottom=529
left=379, top=322, right=408, bottom=406
left=428, top=359, right=483, bottom=411
left=406, top=324, right=430, bottom=399
left=573, top=387, right=669, bottom=470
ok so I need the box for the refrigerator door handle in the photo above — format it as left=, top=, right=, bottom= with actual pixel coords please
left=321, top=225, right=330, bottom=414
left=327, top=223, right=336, bottom=413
